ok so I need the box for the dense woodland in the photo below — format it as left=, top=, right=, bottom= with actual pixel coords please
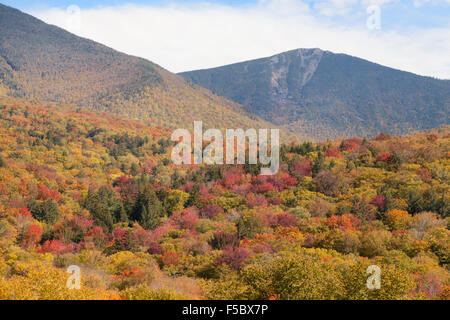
left=0, top=96, right=448, bottom=300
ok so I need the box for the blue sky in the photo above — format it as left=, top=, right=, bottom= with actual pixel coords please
left=6, top=0, right=450, bottom=30
left=5, top=0, right=258, bottom=10
left=4, top=0, right=450, bottom=78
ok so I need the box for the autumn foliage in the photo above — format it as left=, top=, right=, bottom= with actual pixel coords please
left=0, top=97, right=448, bottom=300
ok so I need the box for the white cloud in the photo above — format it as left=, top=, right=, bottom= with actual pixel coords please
left=30, top=0, right=450, bottom=79
left=413, top=0, right=450, bottom=7
left=314, top=0, right=396, bottom=17
left=314, top=0, right=359, bottom=16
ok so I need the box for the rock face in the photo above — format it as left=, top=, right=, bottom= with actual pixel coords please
left=181, top=49, right=450, bottom=140
left=180, top=49, right=325, bottom=125
left=267, top=49, right=323, bottom=121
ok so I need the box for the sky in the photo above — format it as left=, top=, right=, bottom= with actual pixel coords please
left=4, top=0, right=450, bottom=78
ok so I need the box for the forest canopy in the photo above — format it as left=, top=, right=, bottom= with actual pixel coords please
left=0, top=97, right=448, bottom=300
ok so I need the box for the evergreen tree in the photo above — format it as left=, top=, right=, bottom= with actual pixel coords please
left=97, top=186, right=128, bottom=223
left=312, top=151, right=325, bottom=177
left=206, top=165, right=223, bottom=181
left=407, top=190, right=426, bottom=214
left=171, top=170, right=185, bottom=189
left=132, top=187, right=164, bottom=230
left=28, top=200, right=60, bottom=225
left=84, top=189, right=114, bottom=232
left=186, top=184, right=201, bottom=208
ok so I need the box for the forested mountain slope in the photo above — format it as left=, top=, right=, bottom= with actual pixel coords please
left=0, top=96, right=448, bottom=300
left=0, top=3, right=272, bottom=133
left=181, top=49, right=450, bottom=140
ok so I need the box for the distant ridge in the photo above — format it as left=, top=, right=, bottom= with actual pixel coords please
left=180, top=48, right=450, bottom=140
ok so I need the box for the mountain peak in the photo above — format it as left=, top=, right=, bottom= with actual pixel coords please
left=180, top=48, right=450, bottom=140
left=0, top=3, right=275, bottom=135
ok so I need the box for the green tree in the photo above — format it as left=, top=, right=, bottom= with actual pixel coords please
left=84, top=189, right=114, bottom=232
left=186, top=184, right=202, bottom=208
left=97, top=186, right=127, bottom=223
left=312, top=151, right=325, bottom=177
left=132, top=187, right=164, bottom=230
left=164, top=190, right=189, bottom=214
left=28, top=200, right=60, bottom=225
left=236, top=210, right=266, bottom=239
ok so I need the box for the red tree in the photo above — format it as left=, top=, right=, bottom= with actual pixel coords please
left=22, top=225, right=43, bottom=248
left=215, top=245, right=252, bottom=270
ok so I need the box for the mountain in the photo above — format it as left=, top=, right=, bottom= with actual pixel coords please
left=180, top=48, right=450, bottom=140
left=0, top=3, right=273, bottom=133
left=2, top=2, right=448, bottom=142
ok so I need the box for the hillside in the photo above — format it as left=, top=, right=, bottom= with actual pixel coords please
left=180, top=48, right=450, bottom=140
left=0, top=3, right=273, bottom=133
left=0, top=96, right=448, bottom=300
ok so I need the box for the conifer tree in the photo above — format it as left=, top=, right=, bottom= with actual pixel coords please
left=132, top=187, right=164, bottom=230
